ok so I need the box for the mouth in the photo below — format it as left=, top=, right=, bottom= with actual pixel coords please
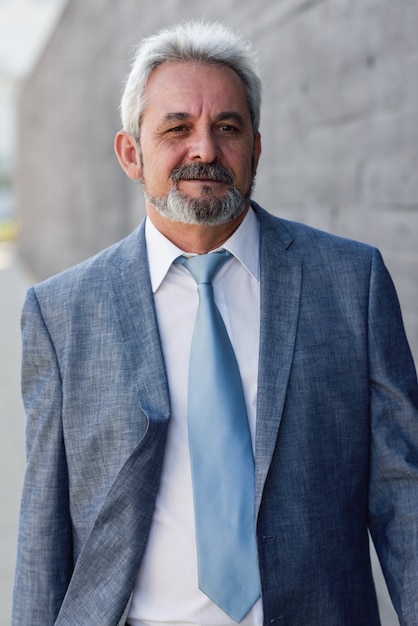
left=182, top=177, right=225, bottom=183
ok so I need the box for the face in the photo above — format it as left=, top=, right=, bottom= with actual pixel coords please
left=135, top=61, right=261, bottom=226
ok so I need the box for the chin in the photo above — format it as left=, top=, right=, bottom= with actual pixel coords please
left=145, top=186, right=248, bottom=227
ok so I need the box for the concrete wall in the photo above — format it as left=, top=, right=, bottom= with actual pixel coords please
left=17, top=0, right=418, bottom=362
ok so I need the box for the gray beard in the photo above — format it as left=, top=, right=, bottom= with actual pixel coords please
left=140, top=160, right=253, bottom=226
left=143, top=184, right=249, bottom=226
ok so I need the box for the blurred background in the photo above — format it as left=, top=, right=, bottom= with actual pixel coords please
left=1, top=0, right=417, bottom=624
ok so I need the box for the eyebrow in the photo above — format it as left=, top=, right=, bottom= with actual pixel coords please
left=162, top=112, right=191, bottom=124
left=160, top=111, right=246, bottom=126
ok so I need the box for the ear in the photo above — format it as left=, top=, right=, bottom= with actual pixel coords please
left=252, top=132, right=262, bottom=175
left=114, top=131, right=142, bottom=180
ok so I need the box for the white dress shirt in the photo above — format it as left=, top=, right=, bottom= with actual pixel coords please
left=128, top=207, right=263, bottom=626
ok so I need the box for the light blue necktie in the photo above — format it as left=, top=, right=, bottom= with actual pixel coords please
left=177, top=250, right=261, bottom=622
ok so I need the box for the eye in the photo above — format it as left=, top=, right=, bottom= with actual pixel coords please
left=218, top=124, right=238, bottom=133
left=167, top=125, right=189, bottom=133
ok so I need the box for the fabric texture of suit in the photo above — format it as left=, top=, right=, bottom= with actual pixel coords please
left=13, top=203, right=418, bottom=625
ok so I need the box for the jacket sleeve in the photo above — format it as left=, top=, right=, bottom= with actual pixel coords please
left=367, top=248, right=418, bottom=626
left=12, top=287, right=73, bottom=626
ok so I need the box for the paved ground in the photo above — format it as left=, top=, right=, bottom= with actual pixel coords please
left=0, top=242, right=399, bottom=625
left=0, top=243, right=31, bottom=626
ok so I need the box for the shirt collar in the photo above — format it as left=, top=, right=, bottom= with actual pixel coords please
left=145, top=206, right=260, bottom=293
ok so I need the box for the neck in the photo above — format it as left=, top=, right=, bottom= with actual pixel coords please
left=146, top=203, right=249, bottom=254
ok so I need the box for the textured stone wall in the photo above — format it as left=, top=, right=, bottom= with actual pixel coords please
left=17, top=0, right=418, bottom=363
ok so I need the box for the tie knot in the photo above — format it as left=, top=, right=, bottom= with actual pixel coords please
left=176, top=250, right=231, bottom=284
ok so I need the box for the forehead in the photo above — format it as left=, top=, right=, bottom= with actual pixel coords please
left=142, top=61, right=251, bottom=123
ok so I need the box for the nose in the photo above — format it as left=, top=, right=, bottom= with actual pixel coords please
left=188, top=129, right=219, bottom=163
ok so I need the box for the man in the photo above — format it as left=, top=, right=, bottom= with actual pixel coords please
left=13, top=19, right=418, bottom=626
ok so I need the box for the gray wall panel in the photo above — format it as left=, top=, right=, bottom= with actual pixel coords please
left=17, top=0, right=418, bottom=365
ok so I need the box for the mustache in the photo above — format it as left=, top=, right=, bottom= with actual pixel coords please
left=170, top=162, right=234, bottom=185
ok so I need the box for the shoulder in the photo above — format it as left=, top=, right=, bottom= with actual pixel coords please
left=23, top=222, right=148, bottom=335
left=31, top=222, right=146, bottom=303
left=252, top=201, right=377, bottom=265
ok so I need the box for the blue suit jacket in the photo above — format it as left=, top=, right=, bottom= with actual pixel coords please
left=13, top=203, right=418, bottom=625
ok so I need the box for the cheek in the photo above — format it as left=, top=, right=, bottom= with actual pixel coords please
left=224, top=141, right=255, bottom=172
left=144, top=144, right=185, bottom=178
left=141, top=155, right=180, bottom=196
left=230, top=154, right=256, bottom=188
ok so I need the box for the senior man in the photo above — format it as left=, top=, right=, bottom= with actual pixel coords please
left=13, top=19, right=418, bottom=626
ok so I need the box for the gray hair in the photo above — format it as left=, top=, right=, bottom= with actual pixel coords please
left=120, top=20, right=262, bottom=138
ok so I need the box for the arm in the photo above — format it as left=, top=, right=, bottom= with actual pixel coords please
left=12, top=287, right=73, bottom=626
left=367, top=249, right=418, bottom=626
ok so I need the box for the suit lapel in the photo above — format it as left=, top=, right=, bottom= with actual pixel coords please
left=254, top=207, right=302, bottom=515
left=108, top=222, right=170, bottom=422
left=56, top=222, right=171, bottom=625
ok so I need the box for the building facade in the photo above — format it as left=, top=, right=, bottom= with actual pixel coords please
left=17, top=0, right=418, bottom=366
